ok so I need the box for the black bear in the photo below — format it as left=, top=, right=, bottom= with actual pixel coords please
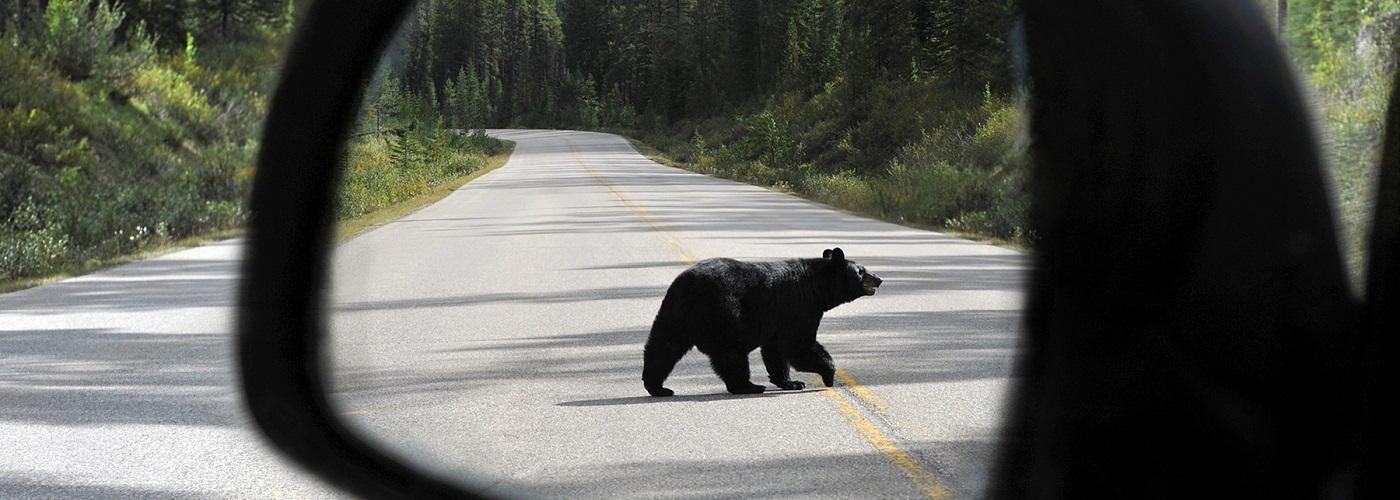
left=643, top=248, right=882, bottom=396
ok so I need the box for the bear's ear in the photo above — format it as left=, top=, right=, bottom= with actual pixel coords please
left=823, top=249, right=832, bottom=259
left=826, top=247, right=845, bottom=262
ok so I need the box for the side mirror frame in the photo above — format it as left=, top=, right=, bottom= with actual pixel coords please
left=236, top=0, right=482, bottom=497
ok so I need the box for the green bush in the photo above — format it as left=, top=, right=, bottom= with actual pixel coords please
left=1291, top=3, right=1399, bottom=289
left=878, top=159, right=970, bottom=223
left=801, top=170, right=880, bottom=214
left=0, top=152, right=40, bottom=216
left=463, top=129, right=507, bottom=156
left=121, top=62, right=216, bottom=138
left=0, top=199, right=69, bottom=280
left=943, top=178, right=1030, bottom=242
left=42, top=0, right=124, bottom=81
left=644, top=76, right=1033, bottom=246
left=737, top=110, right=798, bottom=169
left=335, top=130, right=503, bottom=220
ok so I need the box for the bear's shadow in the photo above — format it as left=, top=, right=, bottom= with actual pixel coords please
left=557, top=389, right=821, bottom=407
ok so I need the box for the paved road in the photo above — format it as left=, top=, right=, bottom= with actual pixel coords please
left=328, top=130, right=1027, bottom=498
left=0, top=239, right=344, bottom=498
left=1, top=129, right=1024, bottom=498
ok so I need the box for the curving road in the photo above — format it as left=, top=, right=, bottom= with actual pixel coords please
left=327, top=130, right=1027, bottom=499
left=1, top=129, right=1024, bottom=498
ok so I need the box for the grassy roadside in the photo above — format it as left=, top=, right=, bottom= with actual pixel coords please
left=610, top=78, right=1035, bottom=251
left=621, top=136, right=1030, bottom=251
left=1, top=3, right=287, bottom=288
left=336, top=142, right=514, bottom=243
left=0, top=143, right=514, bottom=294
left=0, top=229, right=244, bottom=294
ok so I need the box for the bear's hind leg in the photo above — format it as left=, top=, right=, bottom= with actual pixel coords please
left=789, top=341, right=836, bottom=387
left=761, top=345, right=804, bottom=390
left=708, top=352, right=765, bottom=395
left=643, top=340, right=690, bottom=397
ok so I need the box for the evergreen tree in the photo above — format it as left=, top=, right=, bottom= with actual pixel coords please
left=923, top=0, right=1015, bottom=89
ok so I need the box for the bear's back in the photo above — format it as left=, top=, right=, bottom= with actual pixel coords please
left=676, top=257, right=812, bottom=292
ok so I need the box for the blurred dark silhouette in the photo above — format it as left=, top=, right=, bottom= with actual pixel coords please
left=991, top=1, right=1395, bottom=498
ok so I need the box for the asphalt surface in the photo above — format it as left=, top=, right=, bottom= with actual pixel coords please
left=0, top=239, right=344, bottom=498
left=327, top=129, right=1028, bottom=499
left=1, top=129, right=1025, bottom=498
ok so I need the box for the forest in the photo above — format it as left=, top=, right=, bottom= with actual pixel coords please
left=366, top=0, right=1398, bottom=264
left=2, top=0, right=1397, bottom=287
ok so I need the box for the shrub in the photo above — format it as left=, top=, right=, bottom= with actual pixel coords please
left=737, top=110, right=797, bottom=168
left=42, top=0, right=124, bottom=81
left=878, top=159, right=969, bottom=223
left=0, top=199, right=69, bottom=280
left=801, top=170, right=880, bottom=214
left=122, top=62, right=216, bottom=139
left=642, top=76, right=1034, bottom=246
left=943, top=178, right=1030, bottom=243
left=0, top=152, right=40, bottom=217
left=335, top=129, right=501, bottom=220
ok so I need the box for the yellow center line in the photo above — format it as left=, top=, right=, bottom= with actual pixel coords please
left=571, top=139, right=951, bottom=499
left=836, top=367, right=891, bottom=411
left=568, top=141, right=697, bottom=265
left=814, top=374, right=953, bottom=499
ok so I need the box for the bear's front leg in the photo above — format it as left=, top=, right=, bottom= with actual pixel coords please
left=708, top=352, right=765, bottom=394
left=761, top=345, right=805, bottom=390
left=789, top=341, right=836, bottom=387
left=643, top=338, right=692, bottom=397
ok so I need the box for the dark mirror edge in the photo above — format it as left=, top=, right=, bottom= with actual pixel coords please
left=237, top=0, right=485, bottom=498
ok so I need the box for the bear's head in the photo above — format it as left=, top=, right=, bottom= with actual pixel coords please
left=823, top=248, right=882, bottom=300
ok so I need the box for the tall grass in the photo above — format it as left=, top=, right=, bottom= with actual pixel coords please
left=336, top=129, right=505, bottom=220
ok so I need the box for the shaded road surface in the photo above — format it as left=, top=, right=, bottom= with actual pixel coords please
left=0, top=239, right=344, bottom=498
left=328, top=130, right=1027, bottom=498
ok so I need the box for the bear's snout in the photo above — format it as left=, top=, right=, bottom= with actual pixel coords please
left=863, top=272, right=882, bottom=295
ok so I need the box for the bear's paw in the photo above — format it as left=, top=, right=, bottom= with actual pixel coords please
left=775, top=380, right=806, bottom=390
left=726, top=383, right=766, bottom=395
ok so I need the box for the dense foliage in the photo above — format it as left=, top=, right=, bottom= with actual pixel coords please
left=1, top=0, right=292, bottom=282
left=604, top=1, right=1033, bottom=243
left=4, top=0, right=1395, bottom=285
left=1273, top=0, right=1399, bottom=285
left=338, top=128, right=505, bottom=220
left=0, top=0, right=506, bottom=286
left=385, top=0, right=1031, bottom=242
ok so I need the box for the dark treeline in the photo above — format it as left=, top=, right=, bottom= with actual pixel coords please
left=564, top=0, right=1014, bottom=121
left=393, top=0, right=564, bottom=129
left=383, top=0, right=1014, bottom=130
left=374, top=0, right=1029, bottom=242
left=375, top=0, right=1397, bottom=251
